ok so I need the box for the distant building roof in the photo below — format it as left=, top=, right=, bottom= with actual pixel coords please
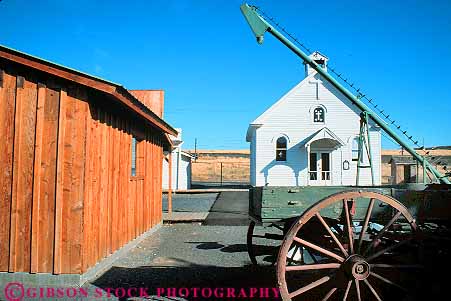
left=389, top=156, right=416, bottom=164
left=422, top=146, right=451, bottom=150
left=389, top=155, right=451, bottom=165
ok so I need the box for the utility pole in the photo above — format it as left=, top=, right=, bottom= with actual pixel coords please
left=220, top=162, right=223, bottom=187
left=194, top=138, right=198, bottom=162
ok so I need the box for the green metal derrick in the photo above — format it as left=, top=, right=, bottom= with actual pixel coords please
left=240, top=3, right=450, bottom=185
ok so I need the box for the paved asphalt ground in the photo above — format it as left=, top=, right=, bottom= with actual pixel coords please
left=203, top=191, right=249, bottom=226
left=84, top=225, right=277, bottom=301
left=162, top=193, right=219, bottom=213
left=162, top=191, right=250, bottom=226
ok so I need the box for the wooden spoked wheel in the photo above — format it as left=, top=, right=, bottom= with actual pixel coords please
left=247, top=220, right=286, bottom=265
left=277, top=191, right=421, bottom=300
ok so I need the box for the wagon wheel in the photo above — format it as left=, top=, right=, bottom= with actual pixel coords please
left=277, top=191, right=422, bottom=300
left=247, top=220, right=286, bottom=265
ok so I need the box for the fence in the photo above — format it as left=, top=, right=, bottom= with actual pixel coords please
left=191, top=161, right=250, bottom=187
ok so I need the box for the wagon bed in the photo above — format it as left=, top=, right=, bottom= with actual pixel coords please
left=249, top=184, right=451, bottom=226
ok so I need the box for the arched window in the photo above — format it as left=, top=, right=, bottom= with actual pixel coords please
left=276, top=137, right=287, bottom=161
left=313, top=107, right=325, bottom=123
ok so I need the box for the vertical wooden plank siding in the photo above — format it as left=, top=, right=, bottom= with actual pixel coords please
left=9, top=76, right=37, bottom=272
left=153, top=134, right=159, bottom=225
left=99, top=109, right=108, bottom=260
left=158, top=136, right=163, bottom=222
left=80, top=104, right=166, bottom=269
left=82, top=102, right=94, bottom=273
left=149, top=133, right=153, bottom=227
left=0, top=68, right=166, bottom=275
left=0, top=70, right=16, bottom=272
left=54, top=89, right=66, bottom=274
left=126, top=121, right=132, bottom=243
left=115, top=117, right=121, bottom=251
left=31, top=83, right=46, bottom=273
left=155, top=134, right=159, bottom=225
left=58, top=87, right=87, bottom=274
left=35, top=86, right=60, bottom=272
left=69, top=89, right=88, bottom=273
left=107, top=112, right=114, bottom=255
left=117, top=118, right=125, bottom=250
left=143, top=131, right=151, bottom=230
left=150, top=133, right=154, bottom=227
left=92, top=106, right=100, bottom=267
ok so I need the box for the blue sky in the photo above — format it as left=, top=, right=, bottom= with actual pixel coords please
left=1, top=0, right=450, bottom=150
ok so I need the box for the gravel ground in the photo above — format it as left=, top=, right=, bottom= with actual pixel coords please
left=162, top=193, right=218, bottom=213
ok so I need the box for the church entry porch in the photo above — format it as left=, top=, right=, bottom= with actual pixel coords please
left=303, top=127, right=345, bottom=186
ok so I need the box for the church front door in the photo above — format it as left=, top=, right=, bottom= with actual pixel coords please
left=309, top=151, right=332, bottom=186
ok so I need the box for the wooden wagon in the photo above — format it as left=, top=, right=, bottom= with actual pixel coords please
left=247, top=185, right=451, bottom=300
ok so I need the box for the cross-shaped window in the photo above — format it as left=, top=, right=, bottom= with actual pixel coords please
left=314, top=107, right=325, bottom=123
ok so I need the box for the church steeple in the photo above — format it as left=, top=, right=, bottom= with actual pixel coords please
left=304, top=51, right=329, bottom=77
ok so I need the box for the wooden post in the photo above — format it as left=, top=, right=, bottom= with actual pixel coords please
left=168, top=152, right=172, bottom=215
left=220, top=162, right=223, bottom=186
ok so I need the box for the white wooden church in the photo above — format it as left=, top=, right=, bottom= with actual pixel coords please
left=246, top=52, right=381, bottom=186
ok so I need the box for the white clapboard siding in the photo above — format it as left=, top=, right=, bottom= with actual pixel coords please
left=250, top=127, right=257, bottom=186
left=177, top=155, right=192, bottom=190
left=248, top=70, right=382, bottom=187
left=162, top=149, right=192, bottom=190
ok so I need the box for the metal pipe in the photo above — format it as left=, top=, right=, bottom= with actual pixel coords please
left=240, top=4, right=449, bottom=184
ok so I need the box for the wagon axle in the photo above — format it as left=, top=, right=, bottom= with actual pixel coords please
left=345, top=255, right=370, bottom=281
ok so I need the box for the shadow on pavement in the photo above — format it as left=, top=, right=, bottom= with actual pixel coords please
left=92, top=263, right=279, bottom=301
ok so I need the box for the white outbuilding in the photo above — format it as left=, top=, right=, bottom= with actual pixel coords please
left=246, top=51, right=381, bottom=187
left=163, top=129, right=193, bottom=190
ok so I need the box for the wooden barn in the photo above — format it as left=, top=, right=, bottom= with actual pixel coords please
left=0, top=45, right=177, bottom=285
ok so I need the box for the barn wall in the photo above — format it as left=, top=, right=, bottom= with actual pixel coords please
left=82, top=98, right=164, bottom=272
left=0, top=64, right=88, bottom=274
left=0, top=62, right=164, bottom=275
